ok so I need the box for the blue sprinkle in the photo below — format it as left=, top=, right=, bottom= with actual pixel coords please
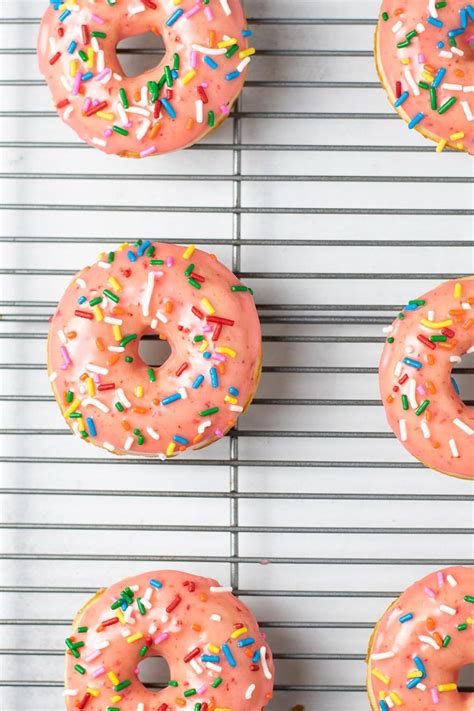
left=201, top=655, right=220, bottom=663
left=379, top=701, right=389, bottom=711
left=81, top=72, right=93, bottom=82
left=150, top=579, right=162, bottom=589
left=166, top=8, right=183, bottom=26
left=451, top=376, right=460, bottom=395
left=394, top=91, right=409, bottom=108
left=403, top=357, right=423, bottom=369
left=121, top=600, right=128, bottom=611
left=432, top=67, right=446, bottom=89
left=204, top=55, right=218, bottom=70
left=399, top=613, right=413, bottom=623
left=467, top=5, right=474, bottom=21
left=161, top=97, right=176, bottom=119
left=137, top=239, right=151, bottom=257
left=173, top=434, right=188, bottom=445
left=78, top=295, right=86, bottom=305
left=222, top=643, right=236, bottom=667
left=437, top=41, right=444, bottom=48
left=408, top=112, right=425, bottom=129
left=210, top=367, right=218, bottom=388
left=171, top=69, right=178, bottom=80
left=161, top=393, right=182, bottom=406
left=229, top=387, right=239, bottom=396
left=427, top=16, right=443, bottom=27
left=237, top=637, right=255, bottom=648
left=59, top=9, right=71, bottom=21
left=407, top=677, right=420, bottom=689
left=127, top=250, right=137, bottom=262
left=192, top=374, right=205, bottom=389
left=448, top=27, right=465, bottom=37
left=404, top=303, right=419, bottom=311
left=67, top=41, right=77, bottom=54
left=413, top=656, right=426, bottom=677
left=460, top=9, right=468, bottom=28
left=86, top=417, right=97, bottom=437
left=252, top=649, right=261, bottom=663
left=242, top=29, right=252, bottom=37
left=226, top=70, right=240, bottom=81
left=203, top=351, right=211, bottom=359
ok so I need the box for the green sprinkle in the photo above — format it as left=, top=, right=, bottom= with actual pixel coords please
left=406, top=30, right=417, bottom=40
left=173, top=52, right=180, bottom=70
left=114, top=680, right=131, bottom=692
left=91, top=31, right=107, bottom=38
left=438, top=97, right=457, bottom=114
left=148, top=367, right=156, bottom=382
left=397, top=40, right=410, bottom=48
left=133, top=428, right=140, bottom=436
left=211, top=677, right=223, bottom=688
left=89, top=297, right=102, bottom=307
left=103, top=288, right=119, bottom=303
left=158, top=73, right=167, bottom=90
left=69, top=412, right=82, bottom=419
left=169, top=680, right=179, bottom=687
left=430, top=335, right=447, bottom=342
left=435, top=1, right=447, bottom=6
left=150, top=259, right=165, bottom=265
left=146, top=245, right=155, bottom=257
left=111, top=599, right=123, bottom=610
left=199, top=407, right=219, bottom=416
left=188, top=277, right=201, bottom=289
left=430, top=87, right=437, bottom=110
left=112, top=125, right=129, bottom=136
left=107, top=708, right=120, bottom=711
left=120, top=334, right=138, bottom=347
left=66, top=390, right=74, bottom=403
left=81, top=431, right=88, bottom=438
left=115, top=402, right=124, bottom=412
left=139, top=645, right=148, bottom=657
left=137, top=597, right=146, bottom=615
left=108, top=251, right=115, bottom=263
left=226, top=43, right=239, bottom=58
left=415, top=400, right=430, bottom=416
left=184, top=263, right=195, bottom=276
left=401, top=394, right=409, bottom=411
left=449, top=36, right=457, bottom=47
left=387, top=337, right=394, bottom=344
left=382, top=11, right=389, bottom=20
left=137, top=434, right=145, bottom=446
left=409, top=300, right=425, bottom=306
left=74, top=664, right=86, bottom=674
left=231, top=285, right=249, bottom=292
left=442, top=635, right=451, bottom=648
left=164, top=65, right=173, bottom=87
left=194, top=335, right=204, bottom=342
left=78, top=50, right=88, bottom=62
left=119, top=87, right=129, bottom=109
left=125, top=356, right=134, bottom=363
left=208, top=110, right=215, bottom=127
left=457, top=623, right=468, bottom=631
left=184, top=689, right=197, bottom=697
left=464, top=595, right=474, bottom=603
left=147, top=80, right=159, bottom=103
left=135, top=239, right=143, bottom=246
left=77, top=626, right=88, bottom=633
left=418, top=81, right=430, bottom=90
left=398, top=313, right=405, bottom=320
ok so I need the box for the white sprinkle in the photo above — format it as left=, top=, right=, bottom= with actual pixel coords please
left=407, top=378, right=418, bottom=410
left=148, top=623, right=158, bottom=634
left=394, top=361, right=403, bottom=378
left=439, top=50, right=453, bottom=58
left=404, top=69, right=420, bottom=96
left=198, top=419, right=212, bottom=434
left=91, top=36, right=99, bottom=52
left=122, top=628, right=131, bottom=637
left=210, top=586, right=233, bottom=593
left=427, top=310, right=435, bottom=321
left=439, top=604, right=457, bottom=615
left=416, top=683, right=426, bottom=691
left=421, top=420, right=431, bottom=439
left=142, top=272, right=162, bottom=317
left=441, top=83, right=462, bottom=91
left=82, top=397, right=109, bottom=413
left=103, top=441, right=115, bottom=452
left=104, top=316, right=123, bottom=325
left=86, top=363, right=108, bottom=375
left=391, top=20, right=403, bottom=33
left=117, top=101, right=128, bottom=125
left=191, top=43, right=227, bottom=55
left=144, top=587, right=153, bottom=601
left=261, top=645, right=272, bottom=679
left=64, top=689, right=79, bottom=696
left=146, top=426, right=160, bottom=440
left=49, top=371, right=58, bottom=382
left=130, top=585, right=139, bottom=592
left=416, top=22, right=425, bottom=33
left=128, top=3, right=145, bottom=15
left=92, top=137, right=107, bottom=147
left=462, top=302, right=472, bottom=310
left=150, top=319, right=158, bottom=329
left=127, top=106, right=150, bottom=117
left=206, top=661, right=222, bottom=672
left=155, top=310, right=168, bottom=324
left=96, top=640, right=110, bottom=650
left=399, top=419, right=408, bottom=442
left=136, top=702, right=145, bottom=711
left=418, top=635, right=440, bottom=650
left=97, top=260, right=111, bottom=268
left=178, top=387, right=188, bottom=400
left=451, top=46, right=464, bottom=56
left=195, top=99, right=204, bottom=123
left=371, top=651, right=395, bottom=661
left=382, top=325, right=394, bottom=334
left=136, top=118, right=151, bottom=140
left=60, top=75, right=73, bottom=92
left=449, top=438, right=460, bottom=458
left=453, top=418, right=473, bottom=436
left=97, top=49, right=105, bottom=72
left=219, top=0, right=231, bottom=15
left=405, top=346, right=414, bottom=355
left=210, top=613, right=222, bottom=621
left=237, top=56, right=251, bottom=73
left=463, top=86, right=474, bottom=93
left=245, top=683, right=256, bottom=700
left=230, top=405, right=243, bottom=412
left=117, top=387, right=131, bottom=408
left=468, top=346, right=474, bottom=354
left=428, top=0, right=438, bottom=18
left=190, top=658, right=203, bottom=675
left=450, top=355, right=462, bottom=363
left=124, top=436, right=134, bottom=451
left=108, top=346, right=125, bottom=353
left=461, top=101, right=474, bottom=121
left=76, top=278, right=86, bottom=289
left=113, top=72, right=123, bottom=81
left=64, top=105, right=74, bottom=120
left=447, top=574, right=458, bottom=587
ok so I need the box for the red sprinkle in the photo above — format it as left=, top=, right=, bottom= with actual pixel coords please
left=189, top=272, right=205, bottom=283
left=56, top=99, right=70, bottom=109
left=398, top=374, right=408, bottom=385
left=157, top=705, right=168, bottom=711
left=97, top=383, right=115, bottom=391
left=417, top=334, right=436, bottom=350
left=58, top=26, right=65, bottom=37
left=166, top=89, right=173, bottom=100
left=183, top=647, right=201, bottom=663
left=206, top=316, right=235, bottom=326
left=101, top=617, right=119, bottom=627
left=49, top=51, right=61, bottom=65
left=191, top=306, right=204, bottom=320
left=143, top=0, right=158, bottom=7
left=250, top=664, right=260, bottom=671
left=154, top=99, right=162, bottom=119
left=395, top=80, right=402, bottom=98
left=85, top=100, right=108, bottom=117
left=212, top=323, right=222, bottom=341
left=197, top=86, right=209, bottom=104
left=176, top=362, right=189, bottom=377
left=441, top=327, right=455, bottom=338
left=81, top=24, right=90, bottom=44
left=78, top=692, right=91, bottom=709
left=166, top=595, right=181, bottom=613
left=74, top=310, right=93, bottom=320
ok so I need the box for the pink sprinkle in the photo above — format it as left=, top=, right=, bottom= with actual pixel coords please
left=140, top=146, right=157, bottom=158
left=94, top=68, right=111, bottom=82
left=416, top=384, right=427, bottom=395
left=204, top=7, right=213, bottom=20
left=166, top=257, right=174, bottom=267
left=418, top=53, right=425, bottom=63
left=72, top=71, right=82, bottom=96
left=190, top=50, right=198, bottom=68
left=92, top=372, right=101, bottom=384
left=220, top=104, right=230, bottom=115
left=201, top=81, right=209, bottom=88
left=184, top=4, right=201, bottom=18
left=202, top=325, right=212, bottom=333
left=424, top=586, right=436, bottom=598
left=213, top=353, right=226, bottom=362
left=431, top=687, right=440, bottom=704
left=124, top=121, right=132, bottom=129
left=215, top=428, right=224, bottom=438
left=104, top=128, right=113, bottom=137
left=91, top=665, right=106, bottom=678
left=197, top=684, right=207, bottom=694
left=60, top=346, right=72, bottom=365
left=84, top=650, right=101, bottom=663
left=83, top=97, right=92, bottom=113
left=91, top=14, right=104, bottom=24
left=437, top=571, right=444, bottom=586
left=154, top=632, right=170, bottom=645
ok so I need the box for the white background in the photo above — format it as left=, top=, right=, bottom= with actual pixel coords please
left=0, top=1, right=473, bottom=709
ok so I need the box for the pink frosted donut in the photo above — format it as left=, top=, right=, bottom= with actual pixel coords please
left=375, top=1, right=474, bottom=154
left=48, top=241, right=262, bottom=457
left=366, top=566, right=474, bottom=710
left=379, top=277, right=474, bottom=479
left=37, top=0, right=253, bottom=157
left=64, top=569, right=274, bottom=710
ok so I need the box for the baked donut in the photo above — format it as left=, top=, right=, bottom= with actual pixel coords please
left=37, top=0, right=253, bottom=156
left=375, top=1, right=474, bottom=154
left=48, top=241, right=262, bottom=457
left=366, top=566, right=474, bottom=711
left=379, top=277, right=474, bottom=479
left=64, top=569, right=274, bottom=710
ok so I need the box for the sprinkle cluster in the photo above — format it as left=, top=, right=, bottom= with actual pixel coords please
left=64, top=571, right=274, bottom=710
left=378, top=2, right=474, bottom=153
left=48, top=241, right=261, bottom=457
left=39, top=0, right=254, bottom=155
left=368, top=567, right=474, bottom=709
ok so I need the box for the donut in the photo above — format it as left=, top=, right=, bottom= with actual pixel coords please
left=48, top=241, right=262, bottom=457
left=375, top=2, right=474, bottom=154
left=379, top=277, right=474, bottom=479
left=37, top=0, right=253, bottom=157
left=366, top=566, right=474, bottom=710
left=64, top=569, right=274, bottom=710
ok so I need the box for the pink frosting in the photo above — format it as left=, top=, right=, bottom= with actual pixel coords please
left=48, top=241, right=262, bottom=457
left=379, top=277, right=474, bottom=478
left=64, top=569, right=274, bottom=710
left=37, top=0, right=252, bottom=156
left=367, top=566, right=474, bottom=710
left=376, top=1, right=474, bottom=154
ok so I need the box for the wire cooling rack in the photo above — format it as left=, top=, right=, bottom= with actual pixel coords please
left=0, top=1, right=473, bottom=709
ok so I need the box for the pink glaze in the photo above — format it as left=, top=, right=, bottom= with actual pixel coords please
left=48, top=241, right=262, bottom=457
left=64, top=569, right=274, bottom=709
left=37, top=0, right=252, bottom=156
left=379, top=277, right=474, bottom=478
left=376, top=2, right=474, bottom=154
left=366, top=566, right=474, bottom=710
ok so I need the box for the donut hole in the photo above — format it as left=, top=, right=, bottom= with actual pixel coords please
left=137, top=655, right=171, bottom=691
left=458, top=662, right=474, bottom=693
left=116, top=32, right=166, bottom=78
left=138, top=334, right=172, bottom=368
left=451, top=350, right=474, bottom=408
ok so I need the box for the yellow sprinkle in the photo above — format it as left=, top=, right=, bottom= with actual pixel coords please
left=420, top=318, right=453, bottom=329
left=182, top=244, right=195, bottom=260
left=200, top=297, right=215, bottom=315
left=401, top=58, right=410, bottom=65
left=77, top=417, right=85, bottom=432
left=467, top=617, right=473, bottom=625
left=180, top=69, right=197, bottom=85
left=117, top=242, right=129, bottom=251
left=450, top=131, right=465, bottom=141
left=87, top=47, right=94, bottom=69
left=69, top=60, right=77, bottom=77
left=172, top=0, right=182, bottom=4
left=438, top=683, right=457, bottom=692
left=208, top=644, right=220, bottom=653
left=108, top=276, right=122, bottom=292
left=436, top=139, right=447, bottom=153
left=239, top=47, right=256, bottom=58
left=126, top=633, right=144, bottom=644
left=224, top=395, right=238, bottom=405
left=96, top=111, right=115, bottom=121
left=456, top=142, right=465, bottom=151
left=407, top=670, right=423, bottom=679
left=372, top=668, right=390, bottom=685
left=110, top=695, right=121, bottom=703
left=112, top=325, right=122, bottom=342
left=230, top=626, right=248, bottom=639
left=216, top=346, right=236, bottom=358
left=421, top=71, right=434, bottom=82
left=86, top=377, right=95, bottom=397
left=198, top=339, right=209, bottom=353
left=454, top=282, right=462, bottom=299
left=93, top=305, right=103, bottom=322
left=107, top=672, right=119, bottom=686
left=166, top=441, right=176, bottom=457
left=217, top=38, right=237, bottom=48
left=135, top=385, right=144, bottom=398
left=86, top=688, right=100, bottom=697
left=389, top=691, right=403, bottom=706
left=116, top=608, right=126, bottom=624
left=63, top=399, right=81, bottom=418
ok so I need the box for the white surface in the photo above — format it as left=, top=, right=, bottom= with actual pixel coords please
left=0, top=1, right=473, bottom=710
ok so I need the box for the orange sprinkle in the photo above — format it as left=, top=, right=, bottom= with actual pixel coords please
left=426, top=617, right=436, bottom=631
left=186, top=118, right=194, bottom=130
left=424, top=63, right=436, bottom=74
left=66, top=331, right=77, bottom=339
left=79, top=372, right=89, bottom=381
left=432, top=441, right=441, bottom=449
left=192, top=434, right=204, bottom=444
left=208, top=29, right=216, bottom=47
left=121, top=419, right=131, bottom=431
left=217, top=363, right=226, bottom=375
left=437, top=340, right=455, bottom=350
left=165, top=299, right=173, bottom=314
left=149, top=122, right=160, bottom=139
left=426, top=381, right=436, bottom=395
left=159, top=333, right=168, bottom=340
left=199, top=592, right=207, bottom=602
left=152, top=399, right=160, bottom=406
left=426, top=410, right=433, bottom=422
left=191, top=624, right=202, bottom=632
left=175, top=699, right=186, bottom=708
left=433, top=632, right=443, bottom=647
left=386, top=395, right=394, bottom=404
left=95, top=337, right=105, bottom=352
left=151, top=25, right=160, bottom=35
left=107, top=355, right=120, bottom=367
left=427, top=354, right=435, bottom=365
left=134, top=90, right=141, bottom=102
left=132, top=406, right=147, bottom=414
left=449, top=309, right=466, bottom=318
left=112, top=306, right=125, bottom=316
left=394, top=8, right=405, bottom=15
left=455, top=69, right=465, bottom=77
left=463, top=319, right=474, bottom=330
